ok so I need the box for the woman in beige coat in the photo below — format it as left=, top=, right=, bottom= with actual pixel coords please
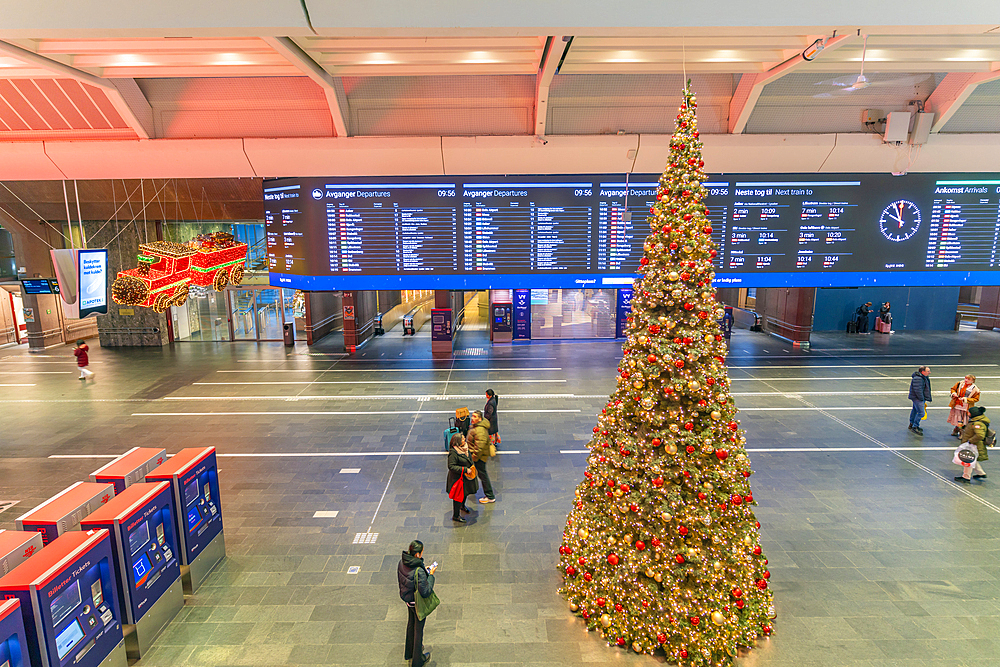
left=948, top=374, right=980, bottom=436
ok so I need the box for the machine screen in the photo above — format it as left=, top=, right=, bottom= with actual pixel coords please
left=128, top=522, right=150, bottom=556
left=55, top=619, right=85, bottom=660
left=183, top=479, right=199, bottom=506
left=187, top=506, right=202, bottom=531
left=132, top=554, right=152, bottom=587
left=49, top=580, right=81, bottom=627
left=90, top=579, right=103, bottom=608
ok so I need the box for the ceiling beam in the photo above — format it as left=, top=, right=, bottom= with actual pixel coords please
left=262, top=36, right=348, bottom=138
left=728, top=33, right=855, bottom=134
left=926, top=68, right=1000, bottom=133
left=534, top=35, right=567, bottom=136
left=0, top=39, right=153, bottom=139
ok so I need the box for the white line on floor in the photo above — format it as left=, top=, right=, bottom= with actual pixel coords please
left=728, top=354, right=962, bottom=359
left=313, top=511, right=339, bottom=518
left=738, top=406, right=951, bottom=411
left=340, top=468, right=361, bottom=474
left=216, top=368, right=563, bottom=373
left=163, top=393, right=577, bottom=401
left=730, top=390, right=1000, bottom=397
left=561, top=446, right=961, bottom=454
left=730, top=364, right=997, bottom=369
left=50, top=451, right=521, bottom=459
left=728, top=376, right=1000, bottom=381
left=0, top=372, right=72, bottom=375
left=192, top=379, right=567, bottom=385
left=0, top=361, right=104, bottom=364
left=0, top=383, right=36, bottom=386
left=131, top=410, right=580, bottom=416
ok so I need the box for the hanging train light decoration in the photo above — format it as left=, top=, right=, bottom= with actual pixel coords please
left=111, top=232, right=248, bottom=313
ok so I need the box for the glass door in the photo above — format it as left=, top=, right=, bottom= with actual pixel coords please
left=230, top=289, right=257, bottom=340
left=255, top=289, right=283, bottom=340
left=171, top=288, right=231, bottom=341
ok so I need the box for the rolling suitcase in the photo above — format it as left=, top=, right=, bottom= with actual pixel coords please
left=444, top=417, right=461, bottom=451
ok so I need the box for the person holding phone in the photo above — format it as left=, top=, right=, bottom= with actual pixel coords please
left=397, top=540, right=436, bottom=667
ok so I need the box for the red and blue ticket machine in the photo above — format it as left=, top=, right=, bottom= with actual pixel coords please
left=0, top=598, right=31, bottom=667
left=15, top=484, right=116, bottom=546
left=89, top=449, right=168, bottom=495
left=0, top=532, right=43, bottom=578
left=79, top=483, right=182, bottom=660
left=0, top=530, right=126, bottom=667
left=145, top=447, right=224, bottom=594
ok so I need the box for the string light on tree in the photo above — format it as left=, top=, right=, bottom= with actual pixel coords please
left=558, top=83, right=775, bottom=666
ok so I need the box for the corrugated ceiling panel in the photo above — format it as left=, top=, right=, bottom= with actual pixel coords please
left=137, top=77, right=332, bottom=138
left=745, top=71, right=943, bottom=134
left=34, top=80, right=88, bottom=128
left=0, top=80, right=47, bottom=129
left=13, top=81, right=70, bottom=130
left=83, top=83, right=129, bottom=129
left=343, top=75, right=534, bottom=136
left=546, top=74, right=735, bottom=135
left=59, top=80, right=113, bottom=130
left=939, top=79, right=1000, bottom=133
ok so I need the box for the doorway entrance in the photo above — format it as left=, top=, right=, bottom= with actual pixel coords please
left=170, top=286, right=306, bottom=342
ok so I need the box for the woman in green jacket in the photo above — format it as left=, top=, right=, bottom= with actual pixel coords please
left=956, top=406, right=989, bottom=483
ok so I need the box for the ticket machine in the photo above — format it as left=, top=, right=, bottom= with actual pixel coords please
left=145, top=447, right=224, bottom=594
left=0, top=598, right=31, bottom=667
left=16, top=484, right=115, bottom=546
left=491, top=302, right=513, bottom=343
left=0, top=531, right=43, bottom=577
left=0, top=530, right=126, bottom=667
left=80, top=483, right=182, bottom=659
left=89, top=448, right=167, bottom=495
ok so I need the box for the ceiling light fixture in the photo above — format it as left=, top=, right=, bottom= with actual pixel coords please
left=461, top=51, right=499, bottom=64
left=365, top=52, right=397, bottom=64
left=851, top=34, right=870, bottom=90
left=802, top=38, right=825, bottom=61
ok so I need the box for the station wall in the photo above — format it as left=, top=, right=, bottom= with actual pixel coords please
left=812, top=286, right=961, bottom=332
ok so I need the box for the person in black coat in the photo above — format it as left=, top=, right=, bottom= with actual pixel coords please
left=484, top=388, right=500, bottom=444
left=397, top=540, right=436, bottom=667
left=446, top=433, right=477, bottom=523
left=855, top=302, right=872, bottom=333
left=908, top=365, right=932, bottom=435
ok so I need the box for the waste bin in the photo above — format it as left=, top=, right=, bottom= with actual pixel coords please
left=283, top=322, right=295, bottom=346
left=374, top=313, right=384, bottom=336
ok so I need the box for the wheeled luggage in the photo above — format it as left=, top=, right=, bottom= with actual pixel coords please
left=444, top=417, right=461, bottom=451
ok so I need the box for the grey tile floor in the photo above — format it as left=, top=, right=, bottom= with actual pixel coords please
left=2, top=327, right=1000, bottom=666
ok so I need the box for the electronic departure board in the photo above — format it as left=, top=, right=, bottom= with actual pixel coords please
left=265, top=173, right=1000, bottom=289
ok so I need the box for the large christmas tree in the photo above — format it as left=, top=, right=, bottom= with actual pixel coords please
left=558, top=86, right=775, bottom=666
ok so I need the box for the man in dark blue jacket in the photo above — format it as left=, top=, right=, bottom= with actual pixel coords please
left=908, top=366, right=932, bottom=435
left=397, top=540, right=436, bottom=666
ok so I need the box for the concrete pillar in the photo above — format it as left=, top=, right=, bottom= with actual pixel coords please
left=977, top=287, right=1000, bottom=330
left=82, top=219, right=168, bottom=347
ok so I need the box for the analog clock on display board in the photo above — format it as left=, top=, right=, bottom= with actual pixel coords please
left=879, top=199, right=921, bottom=242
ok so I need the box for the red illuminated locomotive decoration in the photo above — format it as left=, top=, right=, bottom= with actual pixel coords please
left=111, top=232, right=248, bottom=313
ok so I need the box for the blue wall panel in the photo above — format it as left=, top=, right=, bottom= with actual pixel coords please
left=813, top=286, right=960, bottom=331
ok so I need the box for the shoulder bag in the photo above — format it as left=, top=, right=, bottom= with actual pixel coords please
left=413, top=568, right=440, bottom=620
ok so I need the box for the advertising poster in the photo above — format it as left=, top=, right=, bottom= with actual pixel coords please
left=78, top=249, right=109, bottom=318
left=430, top=308, right=452, bottom=341
left=616, top=288, right=633, bottom=338
left=513, top=289, right=531, bottom=339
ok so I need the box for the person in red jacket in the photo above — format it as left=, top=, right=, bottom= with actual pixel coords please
left=74, top=339, right=94, bottom=380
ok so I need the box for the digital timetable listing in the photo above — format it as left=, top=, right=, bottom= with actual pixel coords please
left=264, top=173, right=1000, bottom=289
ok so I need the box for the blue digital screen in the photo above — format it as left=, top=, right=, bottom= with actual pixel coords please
left=128, top=522, right=150, bottom=556
left=183, top=479, right=199, bottom=506
left=265, top=172, right=1000, bottom=288
left=55, top=620, right=84, bottom=660
left=49, top=580, right=81, bottom=628
left=132, top=554, right=152, bottom=587
left=187, top=506, right=202, bottom=531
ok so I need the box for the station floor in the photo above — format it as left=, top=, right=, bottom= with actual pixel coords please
left=2, top=326, right=1000, bottom=667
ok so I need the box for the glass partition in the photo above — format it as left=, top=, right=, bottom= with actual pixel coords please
left=530, top=288, right=617, bottom=339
